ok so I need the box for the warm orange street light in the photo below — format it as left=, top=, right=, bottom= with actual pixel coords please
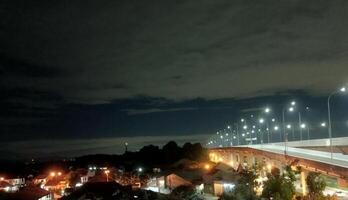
left=104, top=170, right=110, bottom=182
left=58, top=172, right=62, bottom=176
left=204, top=164, right=210, bottom=170
left=50, top=172, right=56, bottom=177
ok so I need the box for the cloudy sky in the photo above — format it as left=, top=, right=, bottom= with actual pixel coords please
left=1, top=0, right=348, bottom=158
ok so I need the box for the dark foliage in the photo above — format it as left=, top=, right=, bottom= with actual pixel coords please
left=73, top=141, right=208, bottom=171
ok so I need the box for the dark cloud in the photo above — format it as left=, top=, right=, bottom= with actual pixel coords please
left=1, top=0, right=348, bottom=104
left=0, top=0, right=348, bottom=150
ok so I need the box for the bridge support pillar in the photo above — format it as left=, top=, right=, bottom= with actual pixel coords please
left=338, top=178, right=348, bottom=188
left=300, top=171, right=308, bottom=196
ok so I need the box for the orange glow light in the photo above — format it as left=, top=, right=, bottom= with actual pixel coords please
left=204, top=164, right=210, bottom=170
left=50, top=172, right=56, bottom=177
left=58, top=172, right=62, bottom=176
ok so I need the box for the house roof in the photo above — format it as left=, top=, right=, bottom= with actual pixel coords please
left=10, top=185, right=50, bottom=200
left=0, top=181, right=11, bottom=188
left=165, top=169, right=204, bottom=185
left=34, top=174, right=47, bottom=180
left=214, top=162, right=234, bottom=172
left=88, top=175, right=113, bottom=183
left=45, top=179, right=61, bottom=187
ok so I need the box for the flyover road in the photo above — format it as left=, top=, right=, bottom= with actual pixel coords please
left=246, top=144, right=348, bottom=169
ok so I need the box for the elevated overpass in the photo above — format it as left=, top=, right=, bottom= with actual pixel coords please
left=208, top=137, right=348, bottom=195
left=272, top=137, right=348, bottom=154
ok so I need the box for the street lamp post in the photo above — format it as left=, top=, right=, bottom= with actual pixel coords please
left=259, top=118, right=265, bottom=144
left=298, top=112, right=303, bottom=141
left=282, top=101, right=295, bottom=155
left=327, top=87, right=346, bottom=160
left=235, top=122, right=240, bottom=146
left=264, top=107, right=271, bottom=144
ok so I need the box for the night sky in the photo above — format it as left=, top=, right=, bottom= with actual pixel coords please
left=1, top=0, right=348, bottom=159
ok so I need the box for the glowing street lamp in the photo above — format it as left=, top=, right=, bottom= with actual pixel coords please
left=287, top=124, right=295, bottom=141
left=243, top=125, right=248, bottom=130
left=274, top=126, right=279, bottom=131
left=300, top=123, right=310, bottom=140
left=321, top=122, right=326, bottom=127
left=328, top=86, right=347, bottom=160
left=265, top=107, right=271, bottom=113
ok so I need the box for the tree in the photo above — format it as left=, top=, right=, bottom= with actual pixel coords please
left=170, top=185, right=203, bottom=200
left=261, top=165, right=297, bottom=200
left=221, top=167, right=260, bottom=200
left=305, top=172, right=327, bottom=200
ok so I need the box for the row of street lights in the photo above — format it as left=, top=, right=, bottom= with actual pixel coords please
left=208, top=86, right=347, bottom=161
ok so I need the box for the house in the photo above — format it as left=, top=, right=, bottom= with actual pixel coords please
left=44, top=178, right=67, bottom=191
left=0, top=180, right=12, bottom=192
left=0, top=174, right=25, bottom=192
left=33, top=174, right=48, bottom=187
left=151, top=169, right=204, bottom=194
left=203, top=163, right=240, bottom=196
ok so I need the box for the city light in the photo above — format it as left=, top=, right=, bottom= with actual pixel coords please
left=271, top=118, right=275, bottom=122
left=104, top=170, right=110, bottom=182
left=340, top=87, right=346, bottom=92
left=138, top=167, right=143, bottom=172
left=286, top=124, right=291, bottom=129
left=241, top=118, right=245, bottom=122
left=50, top=172, right=56, bottom=177
left=267, top=164, right=272, bottom=170
left=301, top=123, right=306, bottom=129
left=204, top=164, right=210, bottom=170
left=259, top=118, right=264, bottom=124
left=321, top=122, right=326, bottom=127
left=229, top=161, right=233, bottom=166
left=57, top=172, right=62, bottom=176
left=291, top=101, right=296, bottom=106
left=227, top=125, right=231, bottom=129
left=288, top=107, right=294, bottom=112
left=243, top=125, right=247, bottom=130
left=274, top=126, right=279, bottom=131
left=265, top=107, right=271, bottom=113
